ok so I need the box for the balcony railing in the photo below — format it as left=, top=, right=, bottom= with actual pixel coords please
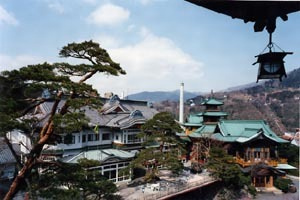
left=126, top=139, right=143, bottom=144
left=234, top=157, right=288, bottom=167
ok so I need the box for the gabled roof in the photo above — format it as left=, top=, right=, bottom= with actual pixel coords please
left=189, top=124, right=217, bottom=138
left=201, top=98, right=223, bottom=106
left=60, top=149, right=135, bottom=164
left=100, top=95, right=129, bottom=114
left=35, top=95, right=157, bottom=129
left=106, top=110, right=147, bottom=129
left=212, top=120, right=288, bottom=144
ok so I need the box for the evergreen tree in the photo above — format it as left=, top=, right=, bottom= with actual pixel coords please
left=35, top=159, right=121, bottom=200
left=0, top=40, right=125, bottom=199
left=129, top=112, right=185, bottom=182
left=206, top=147, right=256, bottom=196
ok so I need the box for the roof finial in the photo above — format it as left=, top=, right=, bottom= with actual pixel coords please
left=211, top=89, right=214, bottom=98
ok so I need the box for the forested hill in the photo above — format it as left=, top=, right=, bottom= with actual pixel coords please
left=155, top=68, right=300, bottom=134
left=280, top=68, right=300, bottom=88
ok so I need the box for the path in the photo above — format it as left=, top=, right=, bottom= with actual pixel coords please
left=118, top=170, right=216, bottom=200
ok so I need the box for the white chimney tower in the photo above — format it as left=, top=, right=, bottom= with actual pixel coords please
left=179, top=82, right=184, bottom=124
left=120, top=91, right=125, bottom=99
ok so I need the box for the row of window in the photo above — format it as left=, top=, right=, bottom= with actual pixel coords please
left=63, top=133, right=111, bottom=144
left=63, top=133, right=141, bottom=144
left=83, top=133, right=110, bottom=142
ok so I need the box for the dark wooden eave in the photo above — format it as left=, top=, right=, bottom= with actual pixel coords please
left=185, top=0, right=300, bottom=32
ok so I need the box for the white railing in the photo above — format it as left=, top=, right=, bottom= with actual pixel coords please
left=142, top=176, right=216, bottom=200
left=127, top=139, right=143, bottom=144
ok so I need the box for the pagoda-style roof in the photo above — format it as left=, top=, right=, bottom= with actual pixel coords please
left=212, top=120, right=288, bottom=144
left=184, top=114, right=203, bottom=126
left=203, top=111, right=228, bottom=117
left=201, top=98, right=224, bottom=106
left=189, top=124, right=217, bottom=138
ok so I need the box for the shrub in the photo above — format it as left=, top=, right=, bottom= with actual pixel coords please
left=247, top=185, right=257, bottom=197
left=274, top=177, right=293, bottom=193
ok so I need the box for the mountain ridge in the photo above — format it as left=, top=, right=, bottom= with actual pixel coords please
left=126, top=90, right=202, bottom=102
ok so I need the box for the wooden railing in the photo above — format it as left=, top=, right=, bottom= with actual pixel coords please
left=234, top=157, right=288, bottom=167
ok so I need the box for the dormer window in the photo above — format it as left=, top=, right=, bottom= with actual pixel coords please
left=109, top=95, right=120, bottom=103
left=130, top=110, right=143, bottom=118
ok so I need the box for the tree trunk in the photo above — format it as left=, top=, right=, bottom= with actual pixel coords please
left=3, top=93, right=61, bottom=200
left=4, top=69, right=99, bottom=199
left=4, top=136, right=33, bottom=198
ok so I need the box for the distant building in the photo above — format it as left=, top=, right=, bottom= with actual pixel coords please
left=28, top=94, right=158, bottom=183
left=178, top=97, right=294, bottom=188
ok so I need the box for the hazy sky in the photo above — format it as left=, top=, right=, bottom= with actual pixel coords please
left=1, top=0, right=299, bottom=96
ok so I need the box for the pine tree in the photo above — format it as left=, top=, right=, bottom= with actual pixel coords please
left=0, top=40, right=125, bottom=199
left=35, top=159, right=121, bottom=200
left=129, top=112, right=185, bottom=182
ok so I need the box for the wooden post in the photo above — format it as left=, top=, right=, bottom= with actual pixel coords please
left=270, top=176, right=273, bottom=187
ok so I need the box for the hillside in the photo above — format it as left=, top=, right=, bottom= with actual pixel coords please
left=154, top=68, right=300, bottom=134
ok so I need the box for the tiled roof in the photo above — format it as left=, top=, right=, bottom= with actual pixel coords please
left=36, top=96, right=157, bottom=129
left=60, top=149, right=135, bottom=164
left=276, top=164, right=297, bottom=170
left=189, top=125, right=216, bottom=138
left=201, top=98, right=223, bottom=106
left=203, top=111, right=228, bottom=117
left=212, top=120, right=288, bottom=143
left=185, top=114, right=203, bottom=126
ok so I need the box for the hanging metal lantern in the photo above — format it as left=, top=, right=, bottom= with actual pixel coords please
left=253, top=31, right=293, bottom=82
left=253, top=51, right=292, bottom=82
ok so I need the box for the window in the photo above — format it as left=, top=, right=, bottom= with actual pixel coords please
left=102, top=133, right=110, bottom=140
left=127, top=134, right=140, bottom=143
left=116, top=135, right=119, bottom=140
left=88, top=134, right=94, bottom=141
left=86, top=134, right=100, bottom=141
left=82, top=135, right=86, bottom=143
left=95, top=134, right=99, bottom=141
left=64, top=135, right=75, bottom=144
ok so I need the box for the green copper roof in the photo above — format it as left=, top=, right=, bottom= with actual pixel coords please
left=176, top=133, right=191, bottom=142
left=212, top=133, right=237, bottom=142
left=203, top=111, right=228, bottom=117
left=184, top=123, right=202, bottom=127
left=201, top=98, right=223, bottom=106
left=61, top=149, right=135, bottom=164
left=179, top=136, right=191, bottom=143
left=176, top=132, right=186, bottom=137
left=189, top=125, right=216, bottom=138
left=276, top=164, right=297, bottom=170
left=215, top=120, right=288, bottom=143
left=185, top=114, right=203, bottom=125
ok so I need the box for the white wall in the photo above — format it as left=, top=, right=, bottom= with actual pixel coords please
left=56, top=128, right=114, bottom=150
left=6, top=130, right=32, bottom=154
